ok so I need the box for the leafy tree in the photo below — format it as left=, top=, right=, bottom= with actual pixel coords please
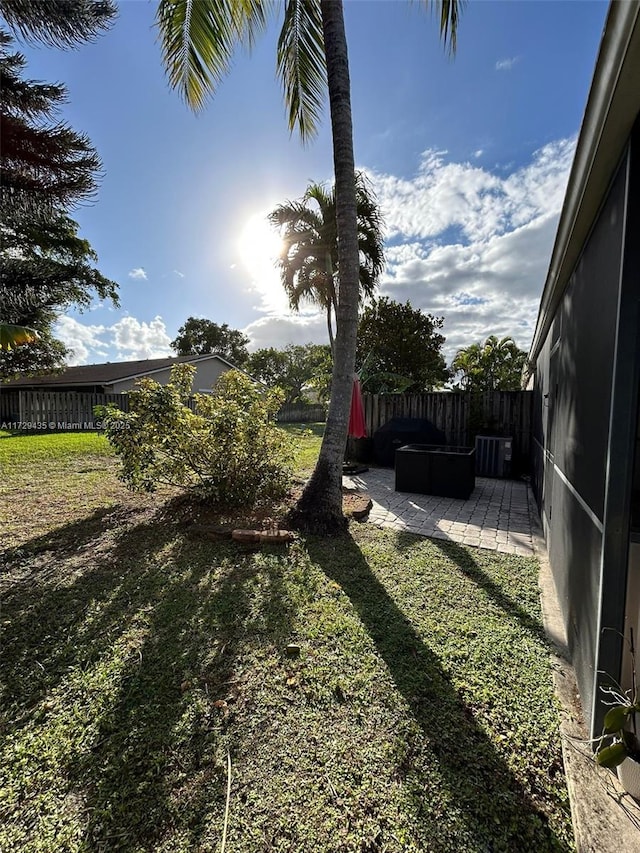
left=269, top=172, right=384, bottom=354
left=0, top=6, right=117, bottom=376
left=356, top=297, right=449, bottom=393
left=170, top=317, right=250, bottom=366
left=156, top=0, right=462, bottom=533
left=0, top=0, right=116, bottom=48
left=0, top=34, right=100, bottom=222
left=99, top=365, right=294, bottom=508
left=0, top=211, right=118, bottom=378
left=451, top=335, right=527, bottom=391
left=246, top=343, right=332, bottom=404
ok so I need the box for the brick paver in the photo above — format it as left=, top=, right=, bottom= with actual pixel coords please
left=343, top=468, right=538, bottom=555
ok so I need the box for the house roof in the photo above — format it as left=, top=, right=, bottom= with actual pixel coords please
left=2, top=353, right=238, bottom=388
left=528, top=0, right=640, bottom=366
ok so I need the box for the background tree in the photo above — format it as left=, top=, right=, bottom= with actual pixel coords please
left=170, top=317, right=250, bottom=367
left=269, top=172, right=384, bottom=354
left=451, top=335, right=527, bottom=391
left=356, top=297, right=449, bottom=393
left=0, top=221, right=117, bottom=379
left=0, top=33, right=100, bottom=222
left=246, top=343, right=332, bottom=404
left=0, top=5, right=117, bottom=377
left=156, top=0, right=461, bottom=533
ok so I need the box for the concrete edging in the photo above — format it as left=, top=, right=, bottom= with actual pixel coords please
left=530, top=486, right=640, bottom=851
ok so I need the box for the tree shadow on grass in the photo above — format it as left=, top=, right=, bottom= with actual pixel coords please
left=395, top=531, right=554, bottom=652
left=305, top=532, right=572, bottom=853
left=2, top=503, right=302, bottom=851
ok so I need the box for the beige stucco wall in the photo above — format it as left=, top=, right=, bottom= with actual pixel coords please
left=104, top=358, right=232, bottom=394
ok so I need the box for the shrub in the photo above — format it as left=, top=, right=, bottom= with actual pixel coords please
left=97, top=365, right=294, bottom=507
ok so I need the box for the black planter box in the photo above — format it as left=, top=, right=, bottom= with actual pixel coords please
left=395, top=444, right=476, bottom=499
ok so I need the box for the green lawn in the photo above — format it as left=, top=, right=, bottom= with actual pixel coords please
left=0, top=431, right=574, bottom=852
left=278, top=421, right=325, bottom=473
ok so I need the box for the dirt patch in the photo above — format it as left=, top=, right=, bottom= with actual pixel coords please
left=341, top=489, right=374, bottom=520
left=182, top=486, right=373, bottom=535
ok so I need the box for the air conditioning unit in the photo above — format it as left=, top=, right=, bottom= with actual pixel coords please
left=474, top=435, right=513, bottom=478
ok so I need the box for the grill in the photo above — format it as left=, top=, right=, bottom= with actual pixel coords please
left=474, top=435, right=513, bottom=478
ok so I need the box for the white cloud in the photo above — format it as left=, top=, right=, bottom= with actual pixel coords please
left=474, top=149, right=484, bottom=158
left=54, top=316, right=107, bottom=365
left=368, top=138, right=574, bottom=246
left=128, top=267, right=147, bottom=280
left=111, top=316, right=172, bottom=360
left=173, top=269, right=185, bottom=278
left=243, top=313, right=328, bottom=351
left=496, top=56, right=520, bottom=71
left=365, top=137, right=576, bottom=362
left=384, top=242, right=430, bottom=266
left=54, top=314, right=172, bottom=365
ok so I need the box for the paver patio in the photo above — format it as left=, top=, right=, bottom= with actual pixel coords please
left=344, top=468, right=538, bottom=555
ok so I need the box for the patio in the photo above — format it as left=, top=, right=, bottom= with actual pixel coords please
left=343, top=468, right=538, bottom=556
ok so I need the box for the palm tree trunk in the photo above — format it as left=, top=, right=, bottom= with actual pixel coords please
left=325, top=303, right=335, bottom=356
left=287, top=0, right=359, bottom=534
left=324, top=253, right=337, bottom=355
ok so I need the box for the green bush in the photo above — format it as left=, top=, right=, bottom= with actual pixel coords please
left=97, top=365, right=294, bottom=507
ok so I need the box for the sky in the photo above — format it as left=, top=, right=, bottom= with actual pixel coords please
left=13, top=0, right=610, bottom=366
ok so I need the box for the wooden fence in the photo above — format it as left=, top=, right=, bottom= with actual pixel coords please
left=0, top=390, right=131, bottom=428
left=362, top=390, right=533, bottom=471
left=0, top=390, right=326, bottom=429
left=1, top=388, right=532, bottom=469
left=276, top=402, right=327, bottom=423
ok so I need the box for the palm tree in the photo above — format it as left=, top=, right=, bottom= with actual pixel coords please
left=269, top=172, right=384, bottom=355
left=451, top=342, right=483, bottom=390
left=155, top=0, right=462, bottom=533
left=452, top=335, right=526, bottom=391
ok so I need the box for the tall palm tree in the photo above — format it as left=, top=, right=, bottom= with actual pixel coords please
left=156, top=0, right=462, bottom=533
left=269, top=172, right=384, bottom=355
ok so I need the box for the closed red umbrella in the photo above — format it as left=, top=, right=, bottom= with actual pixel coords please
left=348, top=375, right=367, bottom=439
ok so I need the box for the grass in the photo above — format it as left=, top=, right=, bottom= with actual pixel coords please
left=278, top=422, right=325, bottom=473
left=0, top=431, right=574, bottom=852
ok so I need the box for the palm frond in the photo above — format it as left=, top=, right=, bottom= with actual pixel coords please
left=0, top=323, right=39, bottom=351
left=417, top=0, right=465, bottom=55
left=304, top=181, right=333, bottom=211
left=269, top=201, right=324, bottom=235
left=276, top=0, right=326, bottom=141
left=155, top=0, right=271, bottom=112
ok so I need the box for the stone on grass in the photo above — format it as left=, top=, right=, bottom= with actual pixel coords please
left=232, top=529, right=261, bottom=543
left=258, top=529, right=294, bottom=544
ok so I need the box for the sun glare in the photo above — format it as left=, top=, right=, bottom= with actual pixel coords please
left=238, top=213, right=283, bottom=275
left=237, top=212, right=288, bottom=313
